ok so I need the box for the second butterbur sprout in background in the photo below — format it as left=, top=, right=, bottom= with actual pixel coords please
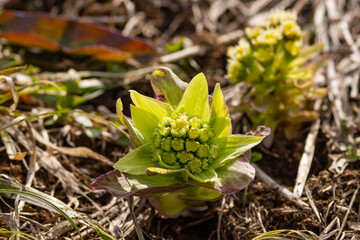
left=227, top=9, right=327, bottom=140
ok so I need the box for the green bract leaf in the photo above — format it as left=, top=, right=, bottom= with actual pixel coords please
left=210, top=83, right=231, bottom=137
left=146, top=167, right=187, bottom=180
left=186, top=152, right=255, bottom=194
left=188, top=167, right=218, bottom=183
left=211, top=135, right=265, bottom=168
left=113, top=143, right=153, bottom=175
left=116, top=99, right=145, bottom=148
left=150, top=67, right=187, bottom=108
left=148, top=186, right=221, bottom=217
left=148, top=193, right=189, bottom=218
left=211, top=83, right=229, bottom=119
left=146, top=166, right=218, bottom=183
left=176, top=186, right=221, bottom=201
left=213, top=151, right=255, bottom=194
left=130, top=90, right=173, bottom=119
left=91, top=170, right=187, bottom=198
left=298, top=42, right=323, bottom=58
left=174, top=73, right=210, bottom=120
left=130, top=105, right=159, bottom=141
left=209, top=117, right=231, bottom=138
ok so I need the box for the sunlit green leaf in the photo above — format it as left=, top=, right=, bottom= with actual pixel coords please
left=116, top=99, right=145, bottom=147
left=210, top=83, right=231, bottom=137
left=130, top=105, right=159, bottom=142
left=173, top=73, right=210, bottom=120
left=211, top=135, right=265, bottom=168
left=146, top=166, right=218, bottom=183
left=113, top=143, right=154, bottom=175
left=130, top=90, right=173, bottom=119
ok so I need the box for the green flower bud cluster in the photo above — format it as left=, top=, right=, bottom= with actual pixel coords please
left=152, top=113, right=218, bottom=174
left=226, top=9, right=325, bottom=139
left=226, top=9, right=304, bottom=86
left=227, top=10, right=303, bottom=83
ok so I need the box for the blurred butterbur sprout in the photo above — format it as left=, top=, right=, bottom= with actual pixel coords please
left=227, top=9, right=326, bottom=141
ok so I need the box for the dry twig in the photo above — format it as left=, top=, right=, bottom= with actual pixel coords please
left=335, top=187, right=359, bottom=240
left=253, top=164, right=309, bottom=210
left=293, top=99, right=322, bottom=199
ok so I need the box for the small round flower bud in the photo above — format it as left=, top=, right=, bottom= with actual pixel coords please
left=158, top=117, right=172, bottom=127
left=189, top=117, right=202, bottom=128
left=161, top=137, right=172, bottom=151
left=185, top=139, right=200, bottom=152
left=245, top=27, right=261, bottom=40
left=162, top=151, right=177, bottom=166
left=199, top=128, right=214, bottom=142
left=256, top=28, right=282, bottom=45
left=284, top=39, right=302, bottom=56
left=188, top=127, right=201, bottom=139
left=281, top=21, right=301, bottom=39
left=186, top=157, right=202, bottom=174
left=254, top=47, right=273, bottom=62
left=159, top=127, right=171, bottom=137
left=171, top=138, right=185, bottom=151
left=202, top=158, right=209, bottom=169
left=226, top=59, right=247, bottom=83
left=176, top=151, right=194, bottom=164
left=228, top=38, right=250, bottom=61
left=171, top=115, right=189, bottom=138
left=196, top=144, right=210, bottom=158
left=268, top=10, right=297, bottom=27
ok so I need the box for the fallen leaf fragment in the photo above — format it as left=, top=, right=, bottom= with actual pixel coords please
left=0, top=10, right=156, bottom=62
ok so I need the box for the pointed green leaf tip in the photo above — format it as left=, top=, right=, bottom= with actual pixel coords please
left=116, top=98, right=145, bottom=148
left=150, top=67, right=187, bottom=108
left=174, top=72, right=210, bottom=120
left=210, top=83, right=231, bottom=138
left=152, top=69, right=166, bottom=78
left=129, top=90, right=173, bottom=120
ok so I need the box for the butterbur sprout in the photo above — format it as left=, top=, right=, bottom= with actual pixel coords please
left=227, top=9, right=326, bottom=141
left=91, top=67, right=269, bottom=217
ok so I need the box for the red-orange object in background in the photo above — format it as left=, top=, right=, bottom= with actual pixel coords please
left=0, top=10, right=156, bottom=62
